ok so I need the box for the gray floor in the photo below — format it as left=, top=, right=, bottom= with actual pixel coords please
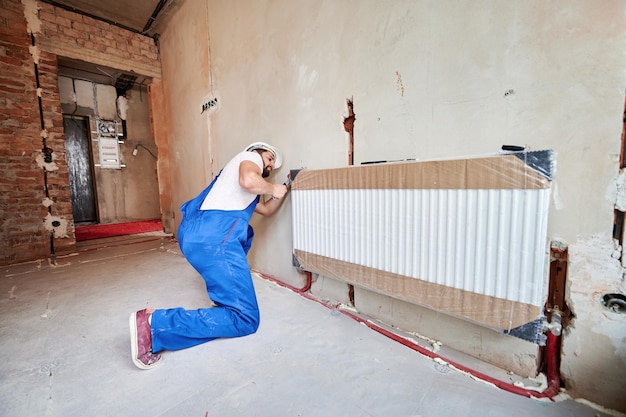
left=0, top=235, right=614, bottom=417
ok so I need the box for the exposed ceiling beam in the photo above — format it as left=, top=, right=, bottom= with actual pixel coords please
left=38, top=0, right=159, bottom=37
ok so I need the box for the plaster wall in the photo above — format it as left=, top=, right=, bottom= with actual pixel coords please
left=155, top=0, right=214, bottom=224
left=155, top=0, right=626, bottom=411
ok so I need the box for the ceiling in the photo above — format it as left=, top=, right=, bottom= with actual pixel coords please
left=42, top=0, right=175, bottom=88
left=40, top=0, right=169, bottom=35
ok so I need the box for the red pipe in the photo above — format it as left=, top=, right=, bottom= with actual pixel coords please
left=255, top=271, right=561, bottom=401
left=301, top=271, right=312, bottom=292
left=254, top=269, right=312, bottom=293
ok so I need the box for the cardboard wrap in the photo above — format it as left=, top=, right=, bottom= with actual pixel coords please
left=291, top=151, right=554, bottom=341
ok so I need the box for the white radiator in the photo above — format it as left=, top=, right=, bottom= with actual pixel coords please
left=291, top=151, right=554, bottom=342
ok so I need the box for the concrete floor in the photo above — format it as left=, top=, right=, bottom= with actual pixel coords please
left=0, top=235, right=616, bottom=417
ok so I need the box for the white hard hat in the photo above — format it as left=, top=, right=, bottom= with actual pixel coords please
left=244, top=142, right=282, bottom=169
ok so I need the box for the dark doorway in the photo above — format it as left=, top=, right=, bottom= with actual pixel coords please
left=63, top=116, right=98, bottom=224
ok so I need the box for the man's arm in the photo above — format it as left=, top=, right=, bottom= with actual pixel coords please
left=254, top=192, right=289, bottom=216
left=239, top=160, right=288, bottom=216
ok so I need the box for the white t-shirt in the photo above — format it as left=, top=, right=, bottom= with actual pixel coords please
left=200, top=151, right=263, bottom=211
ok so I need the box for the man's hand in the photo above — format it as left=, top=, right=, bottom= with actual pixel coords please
left=272, top=183, right=288, bottom=200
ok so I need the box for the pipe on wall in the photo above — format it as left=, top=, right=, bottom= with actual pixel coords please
left=255, top=270, right=561, bottom=401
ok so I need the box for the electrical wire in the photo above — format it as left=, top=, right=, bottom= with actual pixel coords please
left=31, top=33, right=56, bottom=263
left=134, top=143, right=158, bottom=160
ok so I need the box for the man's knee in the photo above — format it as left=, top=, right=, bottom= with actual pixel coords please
left=238, top=309, right=260, bottom=336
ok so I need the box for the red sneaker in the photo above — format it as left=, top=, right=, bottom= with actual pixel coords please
left=129, top=309, right=162, bottom=369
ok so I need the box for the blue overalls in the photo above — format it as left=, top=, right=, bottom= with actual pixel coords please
left=150, top=174, right=260, bottom=353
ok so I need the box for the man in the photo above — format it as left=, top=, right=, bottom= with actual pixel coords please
left=129, top=142, right=289, bottom=369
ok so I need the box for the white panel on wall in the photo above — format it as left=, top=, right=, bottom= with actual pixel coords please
left=292, top=187, right=550, bottom=307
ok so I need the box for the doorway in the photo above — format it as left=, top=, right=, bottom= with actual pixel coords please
left=63, top=115, right=98, bottom=224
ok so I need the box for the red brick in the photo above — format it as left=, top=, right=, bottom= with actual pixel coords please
left=54, top=15, right=72, bottom=29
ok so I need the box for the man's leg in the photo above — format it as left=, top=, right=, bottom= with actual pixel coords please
left=149, top=240, right=260, bottom=352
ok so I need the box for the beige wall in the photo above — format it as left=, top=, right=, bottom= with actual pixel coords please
left=156, top=0, right=215, bottom=226
left=155, top=0, right=626, bottom=412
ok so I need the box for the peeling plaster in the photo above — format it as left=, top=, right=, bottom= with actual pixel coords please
left=43, top=213, right=69, bottom=239
left=569, top=233, right=626, bottom=295
left=21, top=0, right=41, bottom=35
left=35, top=152, right=58, bottom=171
left=568, top=233, right=626, bottom=356
left=608, top=169, right=626, bottom=211
left=29, top=45, right=40, bottom=65
left=42, top=197, right=54, bottom=208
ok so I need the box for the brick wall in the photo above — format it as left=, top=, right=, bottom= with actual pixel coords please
left=0, top=0, right=161, bottom=266
left=0, top=0, right=50, bottom=264
left=36, top=2, right=161, bottom=78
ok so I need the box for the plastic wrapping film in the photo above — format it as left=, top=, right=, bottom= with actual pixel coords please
left=290, top=150, right=555, bottom=341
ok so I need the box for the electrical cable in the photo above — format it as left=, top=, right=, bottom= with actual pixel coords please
left=133, top=143, right=158, bottom=160
left=31, top=33, right=56, bottom=263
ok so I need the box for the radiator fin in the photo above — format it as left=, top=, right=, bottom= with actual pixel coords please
left=293, top=188, right=549, bottom=306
